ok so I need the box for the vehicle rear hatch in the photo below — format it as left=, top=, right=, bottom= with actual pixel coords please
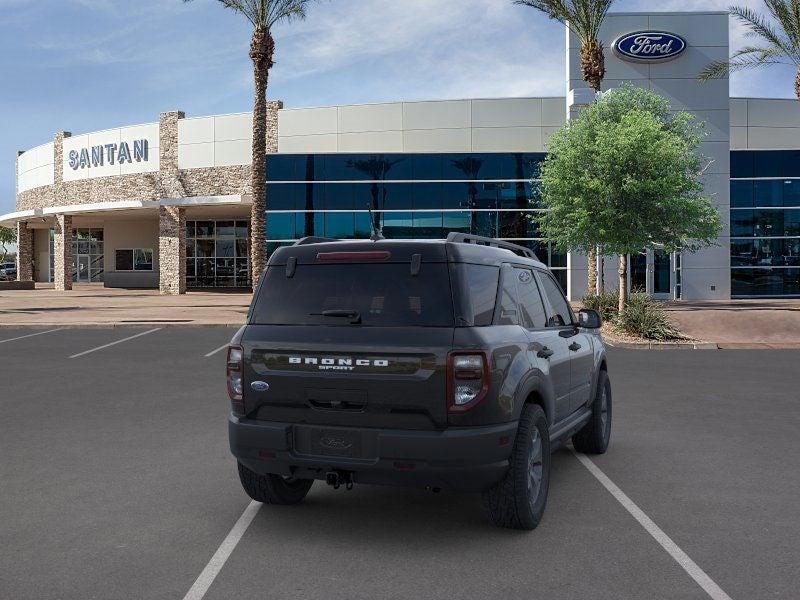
left=241, top=242, right=454, bottom=430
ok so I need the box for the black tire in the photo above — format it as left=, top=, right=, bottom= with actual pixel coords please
left=237, top=462, right=314, bottom=505
left=482, top=404, right=551, bottom=530
left=572, top=369, right=612, bottom=455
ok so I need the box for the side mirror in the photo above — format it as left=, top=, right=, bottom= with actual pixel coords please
left=578, top=308, right=602, bottom=329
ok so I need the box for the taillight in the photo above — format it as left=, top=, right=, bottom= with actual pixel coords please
left=447, top=351, right=490, bottom=413
left=227, top=345, right=244, bottom=414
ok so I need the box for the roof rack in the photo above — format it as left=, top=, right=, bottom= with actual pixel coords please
left=293, top=236, right=339, bottom=246
left=446, top=233, right=538, bottom=260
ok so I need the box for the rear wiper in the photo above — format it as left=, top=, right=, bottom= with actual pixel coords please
left=311, top=309, right=362, bottom=324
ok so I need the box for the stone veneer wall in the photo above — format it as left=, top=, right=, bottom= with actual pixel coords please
left=15, top=222, right=33, bottom=281
left=158, top=206, right=186, bottom=295
left=53, top=214, right=73, bottom=291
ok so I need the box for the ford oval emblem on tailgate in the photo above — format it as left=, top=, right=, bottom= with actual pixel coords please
left=251, top=381, right=270, bottom=392
left=319, top=436, right=353, bottom=450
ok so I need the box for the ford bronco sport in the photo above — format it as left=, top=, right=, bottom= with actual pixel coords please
left=227, top=233, right=611, bottom=530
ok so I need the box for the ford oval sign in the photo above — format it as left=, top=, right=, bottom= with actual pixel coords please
left=613, top=31, right=686, bottom=63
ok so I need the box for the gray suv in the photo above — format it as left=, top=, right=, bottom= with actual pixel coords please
left=227, top=233, right=611, bottom=530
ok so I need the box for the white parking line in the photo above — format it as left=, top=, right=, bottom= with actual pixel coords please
left=68, top=328, right=162, bottom=359
left=572, top=450, right=733, bottom=600
left=0, top=328, right=63, bottom=345
left=204, top=343, right=230, bottom=358
left=182, top=500, right=262, bottom=600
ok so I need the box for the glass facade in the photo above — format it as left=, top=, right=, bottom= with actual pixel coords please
left=731, top=151, right=800, bottom=297
left=265, top=153, right=568, bottom=290
left=186, top=220, right=251, bottom=288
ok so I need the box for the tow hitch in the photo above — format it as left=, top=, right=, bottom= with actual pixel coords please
left=325, top=470, right=354, bottom=490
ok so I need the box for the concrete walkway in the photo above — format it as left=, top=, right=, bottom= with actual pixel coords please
left=0, top=284, right=251, bottom=327
left=664, top=300, right=800, bottom=348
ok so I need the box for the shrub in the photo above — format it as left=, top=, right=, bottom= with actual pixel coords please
left=616, top=293, right=684, bottom=341
left=581, top=290, right=620, bottom=322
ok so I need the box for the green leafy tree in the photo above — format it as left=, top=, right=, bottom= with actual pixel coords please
left=515, top=0, right=616, bottom=293
left=699, top=2, right=800, bottom=100
left=537, top=85, right=722, bottom=311
left=184, top=0, right=315, bottom=286
left=0, top=226, right=15, bottom=263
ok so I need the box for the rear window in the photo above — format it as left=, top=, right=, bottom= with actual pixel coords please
left=251, top=263, right=454, bottom=327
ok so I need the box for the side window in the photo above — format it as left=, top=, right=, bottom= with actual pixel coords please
left=538, top=271, right=573, bottom=327
left=496, top=266, right=519, bottom=325
left=515, top=268, right=547, bottom=329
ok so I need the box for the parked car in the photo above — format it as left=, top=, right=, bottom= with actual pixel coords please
left=0, top=262, right=16, bottom=281
left=226, top=233, right=611, bottom=530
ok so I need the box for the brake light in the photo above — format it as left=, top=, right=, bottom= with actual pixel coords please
left=227, top=345, right=244, bottom=414
left=316, top=251, right=391, bottom=262
left=447, top=351, right=490, bottom=413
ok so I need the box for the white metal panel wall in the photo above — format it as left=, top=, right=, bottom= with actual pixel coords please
left=17, top=142, right=55, bottom=193
left=276, top=98, right=562, bottom=154
left=729, top=98, right=800, bottom=150
left=178, top=113, right=252, bottom=169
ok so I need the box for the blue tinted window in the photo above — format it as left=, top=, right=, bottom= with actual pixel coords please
left=754, top=180, right=783, bottom=207
left=783, top=180, right=800, bottom=207
left=412, top=155, right=442, bottom=180
left=754, top=151, right=783, bottom=177
left=266, top=213, right=295, bottom=240
left=382, top=212, right=414, bottom=238
left=294, top=212, right=324, bottom=239
left=443, top=211, right=471, bottom=233
left=325, top=183, right=354, bottom=210
left=730, top=181, right=753, bottom=208
left=730, top=151, right=754, bottom=178
left=412, top=182, right=442, bottom=209
left=781, top=150, right=800, bottom=177
left=266, top=155, right=297, bottom=181
left=445, top=155, right=485, bottom=180
left=354, top=212, right=372, bottom=238
left=325, top=213, right=355, bottom=238
left=413, top=212, right=444, bottom=237
left=732, top=268, right=800, bottom=296
left=442, top=183, right=470, bottom=209
left=267, top=184, right=298, bottom=210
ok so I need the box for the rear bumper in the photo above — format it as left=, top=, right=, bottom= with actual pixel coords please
left=229, top=415, right=517, bottom=493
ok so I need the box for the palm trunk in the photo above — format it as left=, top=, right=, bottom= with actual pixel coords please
left=618, top=254, right=628, bottom=313
left=796, top=67, right=800, bottom=102
left=580, top=40, right=605, bottom=93
left=249, top=29, right=274, bottom=288
left=581, top=39, right=604, bottom=295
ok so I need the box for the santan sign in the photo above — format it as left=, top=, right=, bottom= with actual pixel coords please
left=613, top=31, right=687, bottom=62
left=67, top=139, right=149, bottom=170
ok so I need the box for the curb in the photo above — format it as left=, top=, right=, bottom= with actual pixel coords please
left=0, top=322, right=245, bottom=329
left=604, top=340, right=719, bottom=350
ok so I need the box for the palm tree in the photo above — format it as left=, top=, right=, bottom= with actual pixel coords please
left=185, top=0, right=314, bottom=287
left=699, top=2, right=800, bottom=101
left=515, top=0, right=615, bottom=294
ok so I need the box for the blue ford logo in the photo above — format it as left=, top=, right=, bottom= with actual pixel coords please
left=250, top=381, right=270, bottom=392
left=613, top=31, right=686, bottom=62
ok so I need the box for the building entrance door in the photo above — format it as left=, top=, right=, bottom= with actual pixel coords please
left=626, top=249, right=674, bottom=299
left=77, top=255, right=90, bottom=282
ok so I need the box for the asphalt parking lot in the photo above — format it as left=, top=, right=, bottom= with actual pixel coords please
left=1, top=327, right=799, bottom=600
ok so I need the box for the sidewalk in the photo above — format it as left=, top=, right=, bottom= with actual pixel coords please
left=0, top=284, right=252, bottom=327
left=664, top=300, right=800, bottom=349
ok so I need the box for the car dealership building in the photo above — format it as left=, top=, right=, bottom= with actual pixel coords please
left=4, top=11, right=800, bottom=300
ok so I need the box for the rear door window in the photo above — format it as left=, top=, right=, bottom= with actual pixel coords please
left=538, top=271, right=574, bottom=327
left=251, top=263, right=454, bottom=327
left=515, top=268, right=548, bottom=329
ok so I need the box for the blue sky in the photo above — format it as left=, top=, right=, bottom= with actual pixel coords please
left=1, top=0, right=797, bottom=215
